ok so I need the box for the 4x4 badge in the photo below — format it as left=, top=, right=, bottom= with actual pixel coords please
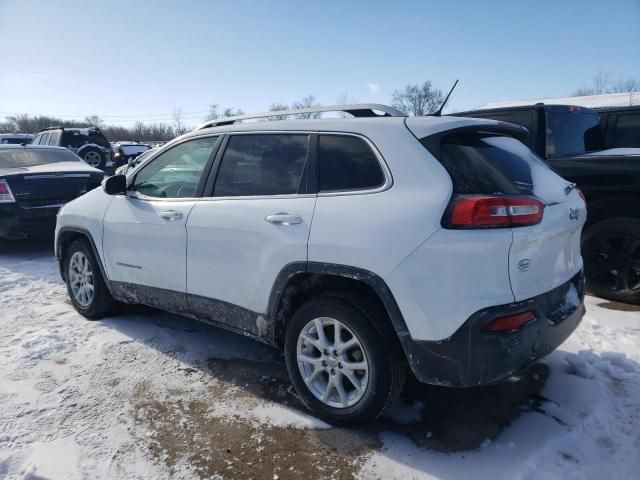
left=569, top=208, right=579, bottom=221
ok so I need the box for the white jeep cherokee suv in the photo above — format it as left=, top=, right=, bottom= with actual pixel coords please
left=55, top=104, right=587, bottom=425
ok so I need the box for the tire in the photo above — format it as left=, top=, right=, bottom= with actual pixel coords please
left=64, top=239, right=115, bottom=319
left=80, top=147, right=106, bottom=169
left=284, top=293, right=405, bottom=425
left=582, top=217, right=640, bottom=305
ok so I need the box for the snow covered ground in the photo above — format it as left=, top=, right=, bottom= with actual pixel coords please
left=1, top=238, right=638, bottom=480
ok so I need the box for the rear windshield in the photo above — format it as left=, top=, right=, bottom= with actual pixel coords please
left=121, top=145, right=150, bottom=155
left=546, top=110, right=603, bottom=157
left=0, top=148, right=82, bottom=168
left=422, top=131, right=551, bottom=195
left=1, top=137, right=32, bottom=145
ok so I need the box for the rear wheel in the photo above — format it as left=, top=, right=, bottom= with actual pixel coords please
left=65, top=239, right=114, bottom=318
left=582, top=217, right=640, bottom=304
left=284, top=294, right=405, bottom=425
left=81, top=147, right=105, bottom=169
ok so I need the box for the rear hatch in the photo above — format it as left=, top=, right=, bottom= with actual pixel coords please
left=414, top=118, right=586, bottom=301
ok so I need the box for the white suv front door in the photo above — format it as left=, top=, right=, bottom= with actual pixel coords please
left=186, top=133, right=316, bottom=329
left=102, top=136, right=221, bottom=294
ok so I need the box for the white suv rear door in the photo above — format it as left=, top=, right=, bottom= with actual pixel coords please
left=186, top=133, right=316, bottom=323
left=102, top=136, right=221, bottom=294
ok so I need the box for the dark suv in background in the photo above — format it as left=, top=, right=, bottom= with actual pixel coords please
left=110, top=141, right=151, bottom=169
left=456, top=103, right=640, bottom=304
left=31, top=127, right=113, bottom=170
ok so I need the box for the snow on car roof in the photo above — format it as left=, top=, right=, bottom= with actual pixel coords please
left=476, top=91, right=640, bottom=110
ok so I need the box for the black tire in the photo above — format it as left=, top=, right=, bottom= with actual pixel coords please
left=284, top=293, right=405, bottom=425
left=80, top=147, right=106, bottom=169
left=582, top=217, right=640, bottom=305
left=64, top=239, right=115, bottom=319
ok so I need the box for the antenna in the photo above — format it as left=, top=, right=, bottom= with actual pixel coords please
left=431, top=79, right=459, bottom=116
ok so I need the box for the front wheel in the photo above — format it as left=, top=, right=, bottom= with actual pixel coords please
left=284, top=294, right=405, bottom=425
left=64, top=239, right=114, bottom=318
left=582, top=217, right=640, bottom=305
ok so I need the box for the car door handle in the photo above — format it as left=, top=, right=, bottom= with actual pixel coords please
left=159, top=210, right=183, bottom=221
left=265, top=213, right=303, bottom=225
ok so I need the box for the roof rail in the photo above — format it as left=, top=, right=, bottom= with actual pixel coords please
left=40, top=126, right=63, bottom=131
left=195, top=103, right=405, bottom=130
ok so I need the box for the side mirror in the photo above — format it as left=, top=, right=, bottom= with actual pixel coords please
left=103, top=174, right=127, bottom=195
left=127, top=157, right=135, bottom=167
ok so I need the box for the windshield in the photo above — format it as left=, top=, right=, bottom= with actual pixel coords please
left=546, top=110, right=603, bottom=157
left=0, top=148, right=82, bottom=168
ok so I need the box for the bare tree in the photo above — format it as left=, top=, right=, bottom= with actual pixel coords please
left=335, top=92, right=359, bottom=118
left=391, top=81, right=444, bottom=116
left=610, top=77, right=640, bottom=93
left=292, top=95, right=321, bottom=119
left=268, top=102, right=289, bottom=121
left=204, top=104, right=243, bottom=122
left=573, top=71, right=640, bottom=96
left=205, top=104, right=220, bottom=121
left=173, top=108, right=187, bottom=136
left=222, top=107, right=244, bottom=118
left=84, top=115, right=104, bottom=128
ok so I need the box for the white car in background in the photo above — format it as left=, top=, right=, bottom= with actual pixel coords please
left=54, top=104, right=587, bottom=425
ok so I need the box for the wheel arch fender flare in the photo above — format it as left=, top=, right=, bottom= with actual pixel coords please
left=266, top=261, right=411, bottom=344
left=57, top=226, right=112, bottom=293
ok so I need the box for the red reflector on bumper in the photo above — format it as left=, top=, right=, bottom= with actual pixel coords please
left=487, top=311, right=536, bottom=332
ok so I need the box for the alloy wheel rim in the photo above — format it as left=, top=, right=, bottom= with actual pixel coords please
left=69, top=252, right=94, bottom=307
left=84, top=151, right=102, bottom=167
left=296, top=317, right=369, bottom=408
left=586, top=234, right=640, bottom=293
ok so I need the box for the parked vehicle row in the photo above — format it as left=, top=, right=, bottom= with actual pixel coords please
left=31, top=127, right=113, bottom=170
left=0, top=145, right=104, bottom=239
left=456, top=103, right=640, bottom=304
left=54, top=104, right=587, bottom=425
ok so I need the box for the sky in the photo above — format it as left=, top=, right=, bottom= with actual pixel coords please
left=1, top=0, right=639, bottom=127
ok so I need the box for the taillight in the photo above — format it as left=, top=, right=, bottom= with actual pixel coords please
left=0, top=179, right=15, bottom=203
left=487, top=311, right=535, bottom=332
left=449, top=195, right=544, bottom=228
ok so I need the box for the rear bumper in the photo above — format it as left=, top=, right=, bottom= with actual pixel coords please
left=0, top=203, right=58, bottom=239
left=402, top=270, right=585, bottom=387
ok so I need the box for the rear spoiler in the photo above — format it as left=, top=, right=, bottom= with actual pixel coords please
left=421, top=122, right=530, bottom=150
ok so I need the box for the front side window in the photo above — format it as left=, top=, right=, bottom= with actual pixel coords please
left=213, top=134, right=309, bottom=196
left=613, top=114, right=640, bottom=148
left=40, top=133, right=51, bottom=145
left=318, top=135, right=385, bottom=192
left=131, top=136, right=219, bottom=198
left=31, top=134, right=42, bottom=145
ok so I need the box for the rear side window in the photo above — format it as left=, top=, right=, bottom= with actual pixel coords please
left=62, top=131, right=86, bottom=148
left=48, top=131, right=61, bottom=146
left=318, top=135, right=385, bottom=191
left=213, top=134, right=309, bottom=197
left=422, top=131, right=551, bottom=195
left=613, top=114, right=640, bottom=148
